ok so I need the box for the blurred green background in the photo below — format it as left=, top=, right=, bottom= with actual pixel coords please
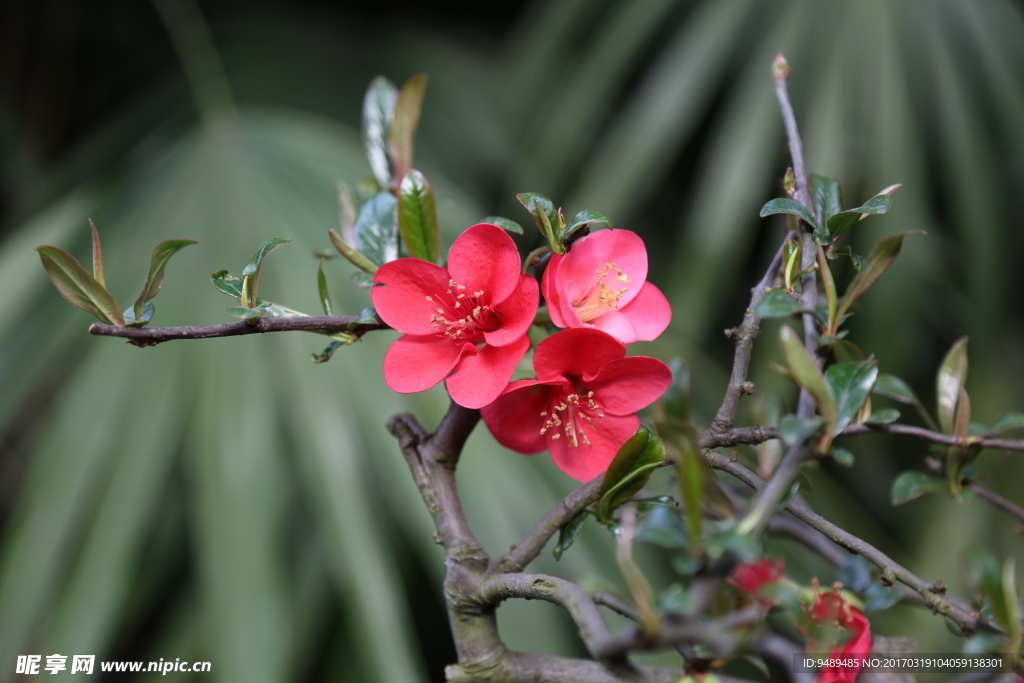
left=1, top=0, right=1023, bottom=680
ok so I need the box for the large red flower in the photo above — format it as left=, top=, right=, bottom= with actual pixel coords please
left=542, top=229, right=671, bottom=344
left=481, top=328, right=671, bottom=481
left=371, top=223, right=539, bottom=409
left=808, top=587, right=873, bottom=683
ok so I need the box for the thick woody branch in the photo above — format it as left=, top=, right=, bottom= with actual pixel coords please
left=445, top=653, right=687, bottom=683
left=89, top=315, right=389, bottom=345
left=704, top=450, right=998, bottom=634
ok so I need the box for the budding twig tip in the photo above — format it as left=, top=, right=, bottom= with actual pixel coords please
left=771, top=52, right=790, bottom=82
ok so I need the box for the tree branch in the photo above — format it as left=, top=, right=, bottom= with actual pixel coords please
left=839, top=423, right=1024, bottom=452
left=88, top=315, right=389, bottom=345
left=971, top=484, right=1024, bottom=527
left=445, top=653, right=687, bottom=683
left=596, top=604, right=764, bottom=660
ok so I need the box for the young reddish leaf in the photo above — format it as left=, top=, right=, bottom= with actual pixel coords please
left=386, top=74, right=428, bottom=187
left=396, top=169, right=439, bottom=263
left=90, top=219, right=105, bottom=288
left=779, top=325, right=837, bottom=446
left=936, top=336, right=968, bottom=434
left=597, top=425, right=665, bottom=522
left=35, top=245, right=125, bottom=326
left=834, top=231, right=922, bottom=325
left=361, top=76, right=399, bottom=189
left=133, top=239, right=197, bottom=319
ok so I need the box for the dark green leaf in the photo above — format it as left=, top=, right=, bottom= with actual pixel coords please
left=635, top=506, right=688, bottom=548
left=809, top=174, right=842, bottom=230
left=825, top=360, right=878, bottom=433
left=832, top=340, right=865, bottom=363
left=123, top=301, right=155, bottom=327
left=662, top=357, right=691, bottom=421
left=865, top=408, right=900, bottom=425
left=818, top=332, right=850, bottom=346
left=967, top=553, right=1020, bottom=640
left=755, top=288, right=811, bottom=318
left=241, top=237, right=291, bottom=306
left=361, top=76, right=398, bottom=188
left=778, top=415, right=823, bottom=447
left=387, top=74, right=428, bottom=185
left=317, top=262, right=332, bottom=316
left=597, top=426, right=665, bottom=522
left=311, top=341, right=343, bottom=364
left=826, top=196, right=891, bottom=239
left=353, top=192, right=399, bottom=267
left=986, top=412, right=1024, bottom=436
left=759, top=197, right=816, bottom=227
left=635, top=495, right=677, bottom=512
left=396, top=169, right=439, bottom=263
left=779, top=325, right=837, bottom=440
left=347, top=307, right=379, bottom=330
left=937, top=337, right=969, bottom=434
left=831, top=447, right=854, bottom=467
left=482, top=216, right=524, bottom=234
left=891, top=471, right=946, bottom=505
left=835, top=231, right=922, bottom=326
left=133, top=239, right=197, bottom=319
left=516, top=192, right=559, bottom=242
left=211, top=270, right=243, bottom=299
left=561, top=210, right=612, bottom=243
left=553, top=509, right=590, bottom=561
left=35, top=245, right=125, bottom=326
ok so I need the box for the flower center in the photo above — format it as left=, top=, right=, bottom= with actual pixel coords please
left=571, top=262, right=631, bottom=322
left=426, top=279, right=501, bottom=341
left=538, top=386, right=605, bottom=448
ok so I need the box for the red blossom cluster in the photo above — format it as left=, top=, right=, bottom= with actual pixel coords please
left=372, top=223, right=673, bottom=480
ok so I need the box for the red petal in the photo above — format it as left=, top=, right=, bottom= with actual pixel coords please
left=532, top=328, right=626, bottom=381
left=541, top=254, right=568, bottom=328
left=382, top=334, right=464, bottom=393
left=372, top=259, right=452, bottom=335
left=618, top=282, right=672, bottom=342
left=556, top=230, right=648, bottom=308
left=481, top=379, right=555, bottom=454
left=548, top=414, right=639, bottom=482
left=485, top=274, right=539, bottom=347
left=586, top=356, right=672, bottom=414
left=447, top=224, right=521, bottom=304
left=592, top=309, right=638, bottom=344
left=446, top=335, right=531, bottom=409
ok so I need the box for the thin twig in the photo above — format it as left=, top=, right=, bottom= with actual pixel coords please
left=840, top=423, right=1024, bottom=452
left=971, top=485, right=1024, bottom=526
left=89, top=316, right=389, bottom=345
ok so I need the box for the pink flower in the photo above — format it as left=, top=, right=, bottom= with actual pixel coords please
left=371, top=223, right=539, bottom=409
left=728, top=557, right=785, bottom=603
left=808, top=587, right=873, bottom=683
left=542, top=229, right=671, bottom=344
left=480, top=328, right=671, bottom=481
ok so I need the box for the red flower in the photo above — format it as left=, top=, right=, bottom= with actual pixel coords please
left=728, top=557, right=785, bottom=603
left=808, top=587, right=873, bottom=683
left=371, top=223, right=539, bottom=409
left=542, top=229, right=671, bottom=344
left=480, top=328, right=671, bottom=481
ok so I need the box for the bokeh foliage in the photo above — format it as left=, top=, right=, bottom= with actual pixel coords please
left=1, top=0, right=1023, bottom=680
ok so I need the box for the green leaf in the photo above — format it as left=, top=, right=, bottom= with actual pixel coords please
left=123, top=301, right=155, bottom=327
left=133, top=239, right=197, bottom=319
left=809, top=174, right=842, bottom=231
left=634, top=506, right=688, bottom=549
left=328, top=229, right=379, bottom=274
left=831, top=447, right=854, bottom=467
left=891, top=471, right=946, bottom=505
left=872, top=372, right=938, bottom=430
left=597, top=425, right=665, bottom=522
left=361, top=76, right=398, bottom=188
left=817, top=244, right=837, bottom=332
left=386, top=74, right=428, bottom=186
left=986, top=412, right=1024, bottom=436
left=227, top=305, right=269, bottom=320
left=865, top=408, right=900, bottom=425
left=561, top=210, right=612, bottom=243
left=89, top=219, right=105, bottom=288
left=968, top=553, right=1021, bottom=646
left=661, top=357, right=691, bottom=422
left=759, top=197, right=816, bottom=227
left=35, top=245, right=125, bottom=326
left=353, top=192, right=399, bottom=267
left=937, top=336, right=969, bottom=434
left=834, top=231, right=921, bottom=326
left=553, top=509, right=590, bottom=561
left=862, top=582, right=900, bottom=612
left=241, top=237, right=291, bottom=307
left=210, top=270, right=243, bottom=299
left=755, top=288, right=810, bottom=319
left=396, top=169, right=439, bottom=263
left=826, top=184, right=900, bottom=239
left=825, top=360, right=879, bottom=433
left=311, top=341, right=343, bottom=364
left=779, top=325, right=837, bottom=442
left=482, top=216, right=524, bottom=234
left=832, top=339, right=866, bottom=363
left=351, top=271, right=375, bottom=288
left=317, top=261, right=332, bottom=316
left=348, top=307, right=380, bottom=330
left=516, top=192, right=559, bottom=243
left=778, top=415, right=824, bottom=447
